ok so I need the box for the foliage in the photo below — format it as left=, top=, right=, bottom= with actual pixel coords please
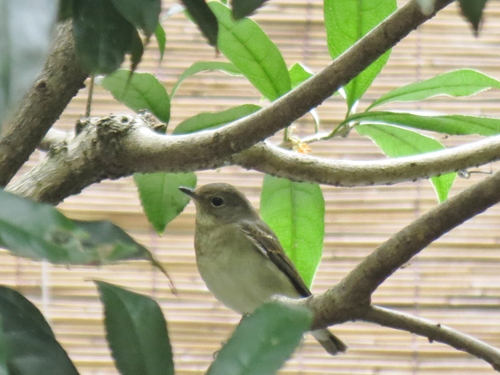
left=0, top=0, right=59, bottom=126
left=0, top=0, right=498, bottom=373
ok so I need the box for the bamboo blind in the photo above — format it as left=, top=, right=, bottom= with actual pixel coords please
left=6, top=1, right=500, bottom=374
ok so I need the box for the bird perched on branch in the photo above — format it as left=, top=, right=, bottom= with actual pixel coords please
left=179, top=182, right=347, bottom=355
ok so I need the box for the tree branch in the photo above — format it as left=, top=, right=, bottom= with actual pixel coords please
left=38, top=129, right=70, bottom=152
left=361, top=305, right=500, bottom=371
left=233, top=137, right=500, bottom=186
left=4, top=0, right=454, bottom=198
left=10, top=114, right=500, bottom=204
left=302, top=168, right=500, bottom=331
left=0, top=21, right=87, bottom=186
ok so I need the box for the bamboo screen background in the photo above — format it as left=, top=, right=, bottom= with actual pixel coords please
left=6, top=1, right=500, bottom=374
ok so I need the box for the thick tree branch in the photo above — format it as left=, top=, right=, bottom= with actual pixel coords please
left=302, top=168, right=500, bottom=332
left=11, top=116, right=500, bottom=204
left=39, top=129, right=69, bottom=152
left=4, top=0, right=453, bottom=197
left=361, top=306, right=500, bottom=371
left=0, top=22, right=87, bottom=186
left=101, top=0, right=454, bottom=169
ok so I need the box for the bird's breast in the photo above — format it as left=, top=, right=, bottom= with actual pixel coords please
left=193, top=223, right=299, bottom=314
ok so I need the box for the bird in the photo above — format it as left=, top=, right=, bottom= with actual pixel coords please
left=179, top=182, right=347, bottom=355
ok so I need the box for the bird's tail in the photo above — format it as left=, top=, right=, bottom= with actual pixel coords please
left=311, top=329, right=347, bottom=356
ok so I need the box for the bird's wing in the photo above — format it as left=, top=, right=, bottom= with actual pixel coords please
left=239, top=220, right=311, bottom=297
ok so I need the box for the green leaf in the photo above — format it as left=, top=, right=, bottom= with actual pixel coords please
left=109, top=0, right=161, bottom=36
left=288, top=63, right=319, bottom=128
left=231, top=0, right=267, bottom=19
left=369, top=69, right=500, bottom=110
left=289, top=63, right=313, bottom=89
left=173, top=104, right=261, bottom=134
left=0, top=317, right=7, bottom=375
left=182, top=0, right=218, bottom=47
left=356, top=124, right=456, bottom=202
left=260, top=176, right=324, bottom=288
left=128, top=29, right=144, bottom=73
left=324, top=0, right=396, bottom=111
left=0, top=0, right=58, bottom=125
left=58, top=0, right=73, bottom=20
left=96, top=281, right=174, bottom=375
left=459, top=0, right=487, bottom=36
left=347, top=111, right=500, bottom=136
left=72, top=0, right=141, bottom=74
left=134, top=172, right=197, bottom=234
left=171, top=61, right=241, bottom=98
left=210, top=2, right=291, bottom=101
left=155, top=23, right=167, bottom=63
left=0, top=189, right=164, bottom=270
left=0, top=286, right=79, bottom=375
left=207, top=302, right=312, bottom=375
left=99, top=69, right=170, bottom=124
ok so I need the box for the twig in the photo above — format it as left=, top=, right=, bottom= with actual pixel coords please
left=361, top=305, right=500, bottom=372
left=85, top=75, right=94, bottom=118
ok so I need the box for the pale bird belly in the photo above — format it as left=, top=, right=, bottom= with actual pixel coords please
left=196, top=243, right=300, bottom=314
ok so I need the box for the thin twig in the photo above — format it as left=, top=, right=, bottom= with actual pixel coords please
left=361, top=305, right=500, bottom=372
left=85, top=75, right=94, bottom=118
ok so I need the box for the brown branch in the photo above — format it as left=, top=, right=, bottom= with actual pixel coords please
left=5, top=0, right=454, bottom=199
left=303, top=168, right=500, bottom=332
left=233, top=138, right=500, bottom=186
left=361, top=306, right=500, bottom=371
left=19, top=117, right=500, bottom=204
left=0, top=21, right=87, bottom=187
left=107, top=0, right=454, bottom=170
left=38, top=129, right=70, bottom=152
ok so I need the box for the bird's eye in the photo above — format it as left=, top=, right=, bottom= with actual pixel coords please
left=211, top=196, right=225, bottom=207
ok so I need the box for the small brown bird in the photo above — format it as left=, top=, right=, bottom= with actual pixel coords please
left=179, top=182, right=347, bottom=355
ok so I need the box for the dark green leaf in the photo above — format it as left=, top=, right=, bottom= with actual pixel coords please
left=356, top=124, right=456, bottom=202
left=173, top=104, right=261, bottom=134
left=171, top=61, right=241, bottom=98
left=182, top=0, right=218, bottom=47
left=0, top=286, right=79, bottom=375
left=459, top=0, right=487, bottom=36
left=289, top=63, right=313, bottom=89
left=324, top=0, right=396, bottom=111
left=155, top=24, right=167, bottom=63
left=134, top=172, right=197, bottom=234
left=0, top=0, right=58, bottom=125
left=369, top=69, right=500, bottom=110
left=210, top=2, right=291, bottom=101
left=72, top=0, right=139, bottom=74
left=232, top=0, right=267, bottom=19
left=207, top=302, right=312, bottom=375
left=0, top=189, right=164, bottom=270
left=96, top=281, right=174, bottom=375
left=260, top=176, right=324, bottom=288
left=347, top=111, right=500, bottom=136
left=58, top=0, right=73, bottom=20
left=128, top=29, right=144, bottom=73
left=109, top=0, right=161, bottom=36
left=0, top=317, right=7, bottom=375
left=99, top=70, right=170, bottom=124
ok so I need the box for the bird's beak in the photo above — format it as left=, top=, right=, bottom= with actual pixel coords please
left=179, top=186, right=196, bottom=199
